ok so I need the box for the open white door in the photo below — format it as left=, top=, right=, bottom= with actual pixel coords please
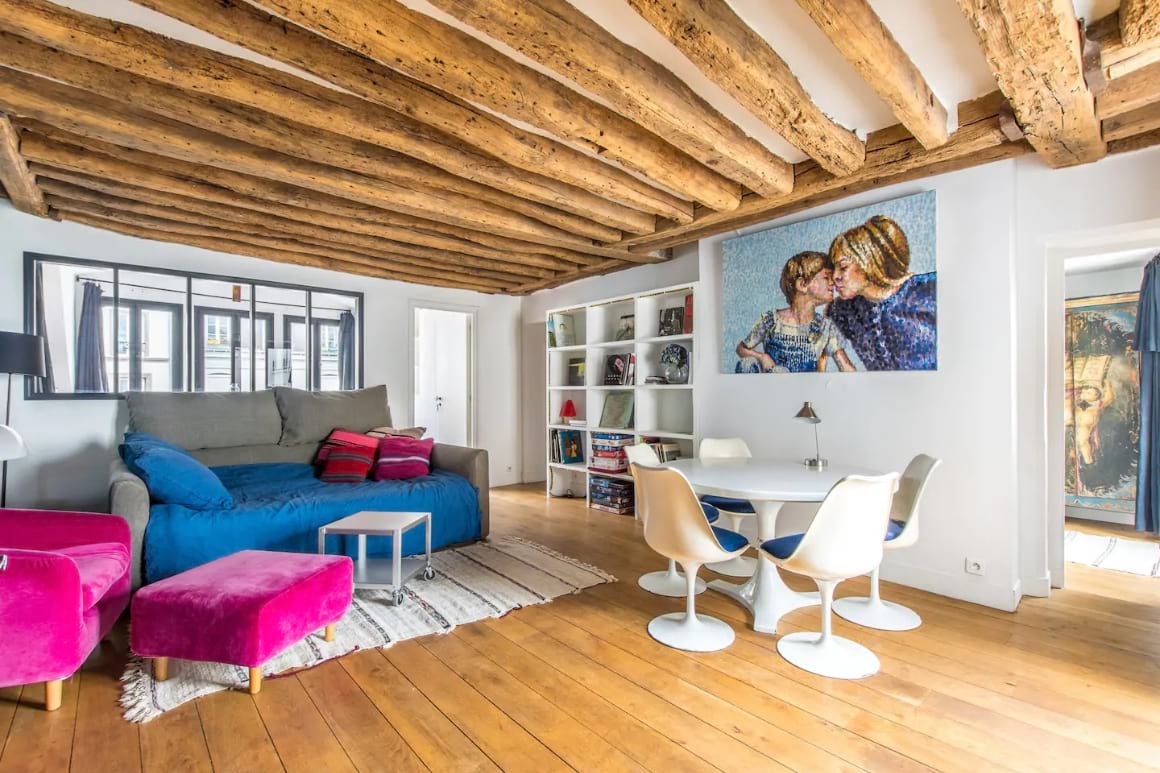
left=412, top=305, right=474, bottom=446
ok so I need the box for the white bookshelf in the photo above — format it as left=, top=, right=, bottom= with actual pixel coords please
left=545, top=282, right=698, bottom=512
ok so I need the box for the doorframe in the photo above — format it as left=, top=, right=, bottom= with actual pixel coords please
left=408, top=300, right=478, bottom=447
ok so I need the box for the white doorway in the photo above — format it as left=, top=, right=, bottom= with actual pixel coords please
left=411, top=303, right=475, bottom=447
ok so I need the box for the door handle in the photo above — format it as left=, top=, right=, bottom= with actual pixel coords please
left=435, top=396, right=443, bottom=410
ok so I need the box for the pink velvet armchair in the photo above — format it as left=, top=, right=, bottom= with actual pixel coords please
left=0, top=509, right=131, bottom=711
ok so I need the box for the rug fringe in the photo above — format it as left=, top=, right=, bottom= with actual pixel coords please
left=120, top=655, right=163, bottom=724
left=498, top=535, right=619, bottom=582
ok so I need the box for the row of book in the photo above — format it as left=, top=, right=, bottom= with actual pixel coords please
left=548, top=428, right=584, bottom=465
left=589, top=476, right=633, bottom=516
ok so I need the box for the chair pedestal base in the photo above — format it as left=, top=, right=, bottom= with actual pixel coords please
left=639, top=570, right=705, bottom=597
left=706, top=554, right=757, bottom=578
left=777, top=631, right=880, bottom=679
left=648, top=612, right=735, bottom=652
left=833, top=596, right=921, bottom=631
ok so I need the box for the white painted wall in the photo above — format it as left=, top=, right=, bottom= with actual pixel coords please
left=0, top=205, right=523, bottom=511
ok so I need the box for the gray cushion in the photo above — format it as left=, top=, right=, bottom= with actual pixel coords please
left=273, top=385, right=391, bottom=446
left=126, top=391, right=282, bottom=450
left=192, top=443, right=318, bottom=467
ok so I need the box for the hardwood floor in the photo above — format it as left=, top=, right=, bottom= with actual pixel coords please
left=4, top=485, right=1160, bottom=772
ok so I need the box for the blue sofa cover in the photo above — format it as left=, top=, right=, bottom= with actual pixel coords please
left=143, top=462, right=482, bottom=583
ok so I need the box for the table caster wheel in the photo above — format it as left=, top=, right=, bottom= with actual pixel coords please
left=392, top=589, right=405, bottom=606
left=423, top=566, right=435, bottom=580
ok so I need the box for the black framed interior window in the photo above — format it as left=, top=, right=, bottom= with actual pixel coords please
left=101, top=299, right=184, bottom=393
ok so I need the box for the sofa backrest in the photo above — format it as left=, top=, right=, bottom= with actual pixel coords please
left=125, top=385, right=391, bottom=465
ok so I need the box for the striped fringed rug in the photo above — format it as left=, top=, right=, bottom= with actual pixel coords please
left=1064, top=530, right=1160, bottom=577
left=121, top=537, right=615, bottom=722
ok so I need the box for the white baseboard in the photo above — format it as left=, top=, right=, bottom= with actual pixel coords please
left=1065, top=507, right=1134, bottom=526
left=879, top=562, right=1023, bottom=612
left=1020, top=572, right=1052, bottom=597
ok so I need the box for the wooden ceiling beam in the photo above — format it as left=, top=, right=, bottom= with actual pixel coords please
left=14, top=123, right=634, bottom=267
left=626, top=0, right=865, bottom=176
left=0, top=32, right=636, bottom=241
left=130, top=0, right=693, bottom=225
left=1086, top=10, right=1160, bottom=80
left=0, top=111, right=46, bottom=215
left=794, top=0, right=948, bottom=149
left=243, top=0, right=743, bottom=211
left=1098, top=60, right=1160, bottom=118
left=37, top=177, right=550, bottom=283
left=510, top=260, right=625, bottom=295
left=56, top=210, right=505, bottom=293
left=613, top=92, right=1030, bottom=251
left=1121, top=0, right=1160, bottom=47
left=958, top=0, right=1105, bottom=167
left=1103, top=100, right=1160, bottom=141
left=0, top=68, right=622, bottom=253
left=423, top=0, right=792, bottom=197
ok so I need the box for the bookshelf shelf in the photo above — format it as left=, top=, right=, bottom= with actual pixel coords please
left=545, top=282, right=698, bottom=515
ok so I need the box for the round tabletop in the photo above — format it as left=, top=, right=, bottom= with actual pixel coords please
left=664, top=458, right=880, bottom=502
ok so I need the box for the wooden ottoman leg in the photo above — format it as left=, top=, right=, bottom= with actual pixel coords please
left=44, top=679, right=63, bottom=712
left=249, top=667, right=262, bottom=695
left=153, top=657, right=169, bottom=682
left=324, top=624, right=335, bottom=642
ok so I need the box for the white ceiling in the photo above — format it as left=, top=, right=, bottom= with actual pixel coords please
left=51, top=0, right=1115, bottom=165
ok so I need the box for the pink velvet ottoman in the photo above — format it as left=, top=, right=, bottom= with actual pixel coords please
left=131, top=550, right=353, bottom=694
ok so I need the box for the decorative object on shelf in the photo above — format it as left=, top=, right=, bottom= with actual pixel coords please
left=551, top=313, right=575, bottom=347
left=795, top=401, right=827, bottom=470
left=658, top=306, right=685, bottom=336
left=644, top=376, right=669, bottom=384
left=615, top=314, right=635, bottom=341
left=684, top=293, right=694, bottom=334
left=604, top=353, right=632, bottom=385
left=660, top=343, right=690, bottom=385
left=566, top=357, right=586, bottom=386
left=0, top=332, right=46, bottom=507
left=723, top=191, right=937, bottom=374
left=547, top=316, right=556, bottom=348
left=559, top=399, right=578, bottom=425
left=599, top=391, right=634, bottom=429
left=558, top=430, right=584, bottom=464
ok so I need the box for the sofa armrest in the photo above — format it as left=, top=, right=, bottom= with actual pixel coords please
left=0, top=509, right=130, bottom=553
left=109, top=459, right=150, bottom=590
left=0, top=549, right=85, bottom=684
left=430, top=444, right=489, bottom=537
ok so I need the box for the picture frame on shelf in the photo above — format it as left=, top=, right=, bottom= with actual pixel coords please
left=615, top=314, right=635, bottom=341
left=658, top=306, right=684, bottom=336
left=599, top=391, right=634, bottom=429
left=552, top=312, right=575, bottom=347
left=566, top=357, right=586, bottom=386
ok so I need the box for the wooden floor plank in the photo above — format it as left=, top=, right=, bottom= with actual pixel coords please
left=251, top=675, right=356, bottom=773
left=295, top=659, right=426, bottom=773
left=138, top=702, right=212, bottom=773
left=0, top=678, right=78, bottom=773
left=0, top=686, right=22, bottom=762
left=71, top=667, right=141, bottom=773
left=196, top=688, right=284, bottom=772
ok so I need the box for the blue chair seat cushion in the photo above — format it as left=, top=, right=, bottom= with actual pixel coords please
left=760, top=533, right=804, bottom=560
left=700, top=495, right=755, bottom=514
left=701, top=502, right=720, bottom=524
left=885, top=519, right=907, bottom=541
left=712, top=526, right=749, bottom=552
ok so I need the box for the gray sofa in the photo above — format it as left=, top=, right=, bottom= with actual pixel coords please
left=108, top=386, right=488, bottom=588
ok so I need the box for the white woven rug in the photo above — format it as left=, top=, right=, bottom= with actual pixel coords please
left=1065, top=530, right=1160, bottom=577
left=121, top=537, right=614, bottom=722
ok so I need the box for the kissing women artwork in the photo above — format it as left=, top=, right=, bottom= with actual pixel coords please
left=721, top=191, right=937, bottom=373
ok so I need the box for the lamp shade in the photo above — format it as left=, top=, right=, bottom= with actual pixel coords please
left=0, top=425, right=27, bottom=461
left=794, top=401, right=821, bottom=424
left=0, top=332, right=46, bottom=377
left=560, top=399, right=578, bottom=419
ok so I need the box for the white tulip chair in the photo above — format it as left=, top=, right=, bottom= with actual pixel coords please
left=698, top=437, right=759, bottom=578
left=833, top=454, right=941, bottom=631
left=632, top=464, right=749, bottom=652
left=760, top=473, right=900, bottom=679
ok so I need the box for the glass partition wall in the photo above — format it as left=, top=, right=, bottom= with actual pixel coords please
left=24, top=253, right=363, bottom=398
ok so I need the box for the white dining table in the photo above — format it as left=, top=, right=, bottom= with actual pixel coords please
left=664, top=458, right=879, bottom=634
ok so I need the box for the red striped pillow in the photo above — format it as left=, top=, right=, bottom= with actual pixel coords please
left=319, top=444, right=376, bottom=483
left=372, top=436, right=435, bottom=481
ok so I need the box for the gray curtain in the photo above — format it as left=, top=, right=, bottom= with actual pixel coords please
left=32, top=263, right=55, bottom=394
left=338, top=310, right=356, bottom=390
left=75, top=281, right=108, bottom=393
left=1135, top=255, right=1160, bottom=533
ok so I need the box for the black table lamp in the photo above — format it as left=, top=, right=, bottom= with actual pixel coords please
left=0, top=332, right=46, bottom=507
left=794, top=400, right=827, bottom=470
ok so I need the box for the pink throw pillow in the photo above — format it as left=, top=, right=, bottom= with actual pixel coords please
left=372, top=436, right=435, bottom=481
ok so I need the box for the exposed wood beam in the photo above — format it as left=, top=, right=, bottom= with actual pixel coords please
left=1103, top=100, right=1160, bottom=140
left=614, top=92, right=1030, bottom=251
left=1098, top=60, right=1160, bottom=118
left=0, top=33, right=635, bottom=241
left=0, top=68, right=620, bottom=253
left=0, top=111, right=45, bottom=215
left=423, top=0, right=792, bottom=197
left=793, top=0, right=948, bottom=149
left=37, top=177, right=550, bottom=283
left=1086, top=10, right=1160, bottom=80
left=14, top=122, right=644, bottom=267
left=57, top=210, right=505, bottom=293
left=1109, top=125, right=1160, bottom=154
left=958, top=0, right=1105, bottom=167
left=510, top=260, right=625, bottom=295
left=243, top=0, right=743, bottom=211
left=131, top=0, right=693, bottom=225
left=1121, top=0, right=1160, bottom=47
left=626, top=0, right=865, bottom=176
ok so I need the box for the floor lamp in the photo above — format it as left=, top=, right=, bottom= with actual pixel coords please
left=0, top=332, right=46, bottom=508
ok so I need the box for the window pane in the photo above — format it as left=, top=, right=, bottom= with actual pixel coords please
left=255, top=285, right=307, bottom=389
left=118, top=270, right=187, bottom=392
left=193, top=279, right=252, bottom=392
left=30, top=261, right=116, bottom=394
left=310, top=292, right=359, bottom=391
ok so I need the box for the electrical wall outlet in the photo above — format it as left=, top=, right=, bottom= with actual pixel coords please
left=965, top=557, right=986, bottom=576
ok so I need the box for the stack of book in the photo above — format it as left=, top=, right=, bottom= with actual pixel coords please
left=588, top=431, right=633, bottom=474
left=589, top=476, right=634, bottom=515
left=639, top=436, right=681, bottom=462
